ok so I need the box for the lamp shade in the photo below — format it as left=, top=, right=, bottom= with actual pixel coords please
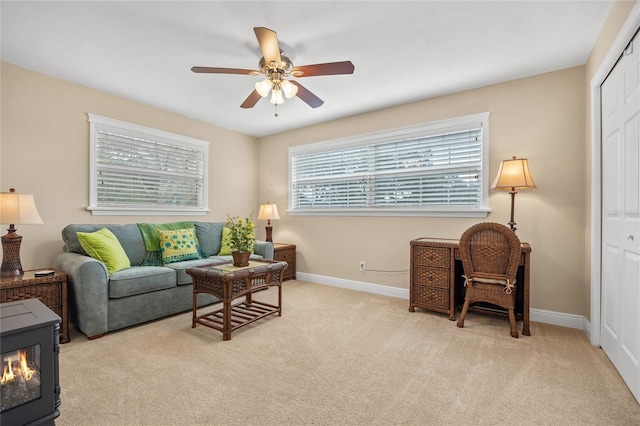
left=258, top=203, right=280, bottom=221
left=280, top=80, right=298, bottom=99
left=491, top=157, right=537, bottom=190
left=270, top=89, right=284, bottom=105
left=0, top=190, right=43, bottom=225
left=255, top=79, right=272, bottom=97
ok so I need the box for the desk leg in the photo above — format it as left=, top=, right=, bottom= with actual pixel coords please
left=192, top=291, right=197, bottom=328
left=522, top=251, right=531, bottom=336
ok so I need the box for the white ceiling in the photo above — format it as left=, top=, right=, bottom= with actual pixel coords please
left=1, top=1, right=614, bottom=138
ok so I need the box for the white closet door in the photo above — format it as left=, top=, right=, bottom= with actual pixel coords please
left=600, top=31, right=640, bottom=403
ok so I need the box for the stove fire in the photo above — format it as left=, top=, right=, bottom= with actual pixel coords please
left=2, top=349, right=37, bottom=383
left=0, top=345, right=41, bottom=412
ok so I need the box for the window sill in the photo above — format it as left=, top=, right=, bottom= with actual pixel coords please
left=288, top=207, right=491, bottom=217
left=87, top=206, right=210, bottom=216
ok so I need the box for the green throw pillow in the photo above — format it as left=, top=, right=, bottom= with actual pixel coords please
left=77, top=228, right=131, bottom=274
left=157, top=227, right=201, bottom=264
left=218, top=227, right=233, bottom=255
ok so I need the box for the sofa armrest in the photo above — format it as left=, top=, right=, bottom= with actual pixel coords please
left=52, top=251, right=109, bottom=338
left=254, top=241, right=274, bottom=260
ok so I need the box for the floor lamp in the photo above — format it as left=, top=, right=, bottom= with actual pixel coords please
left=0, top=188, right=44, bottom=277
left=491, top=157, right=536, bottom=232
left=257, top=202, right=280, bottom=243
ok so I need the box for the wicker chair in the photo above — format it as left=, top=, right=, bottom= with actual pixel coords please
left=456, top=222, right=522, bottom=338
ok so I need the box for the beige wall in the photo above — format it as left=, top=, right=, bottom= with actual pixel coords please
left=258, top=66, right=587, bottom=315
left=1, top=62, right=259, bottom=271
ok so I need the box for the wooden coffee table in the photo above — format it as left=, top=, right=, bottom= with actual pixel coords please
left=187, top=260, right=287, bottom=340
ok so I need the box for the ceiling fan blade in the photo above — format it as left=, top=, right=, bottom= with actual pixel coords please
left=291, top=61, right=355, bottom=77
left=240, top=90, right=262, bottom=109
left=291, top=81, right=324, bottom=108
left=254, top=27, right=282, bottom=67
left=191, top=66, right=257, bottom=75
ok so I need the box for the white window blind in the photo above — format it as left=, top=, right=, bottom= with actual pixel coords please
left=289, top=113, right=490, bottom=217
left=87, top=114, right=209, bottom=215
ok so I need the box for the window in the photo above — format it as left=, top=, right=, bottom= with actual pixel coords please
left=87, top=114, right=209, bottom=215
left=289, top=113, right=490, bottom=217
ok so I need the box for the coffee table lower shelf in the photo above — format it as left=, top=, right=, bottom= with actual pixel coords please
left=194, top=300, right=280, bottom=337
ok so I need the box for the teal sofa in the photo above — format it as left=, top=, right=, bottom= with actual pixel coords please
left=52, top=221, right=274, bottom=339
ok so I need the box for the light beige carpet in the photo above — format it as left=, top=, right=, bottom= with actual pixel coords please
left=57, top=281, right=640, bottom=425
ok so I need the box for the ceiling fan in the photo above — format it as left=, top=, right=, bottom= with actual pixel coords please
left=191, top=27, right=355, bottom=115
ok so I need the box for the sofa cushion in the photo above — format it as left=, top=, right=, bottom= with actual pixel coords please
left=166, top=255, right=268, bottom=286
left=165, top=258, right=225, bottom=285
left=62, top=224, right=147, bottom=265
left=194, top=222, right=225, bottom=257
left=157, top=227, right=202, bottom=264
left=108, top=266, right=176, bottom=298
left=77, top=228, right=131, bottom=274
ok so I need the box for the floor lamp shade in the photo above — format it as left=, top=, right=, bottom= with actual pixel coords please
left=0, top=188, right=44, bottom=276
left=257, top=203, right=280, bottom=243
left=491, top=157, right=536, bottom=232
left=491, top=156, right=537, bottom=190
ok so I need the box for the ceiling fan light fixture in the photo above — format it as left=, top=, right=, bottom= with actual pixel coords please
left=192, top=27, right=355, bottom=112
left=270, top=89, right=284, bottom=105
left=281, top=80, right=298, bottom=99
left=255, top=79, right=272, bottom=97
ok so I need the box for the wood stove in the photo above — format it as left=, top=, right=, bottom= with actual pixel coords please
left=1, top=298, right=61, bottom=426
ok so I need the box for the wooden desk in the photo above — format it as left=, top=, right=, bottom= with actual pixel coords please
left=409, top=238, right=532, bottom=336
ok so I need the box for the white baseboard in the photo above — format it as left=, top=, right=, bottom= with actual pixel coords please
left=296, top=272, right=588, bottom=333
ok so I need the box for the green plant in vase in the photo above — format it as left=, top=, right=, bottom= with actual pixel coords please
left=225, top=214, right=255, bottom=266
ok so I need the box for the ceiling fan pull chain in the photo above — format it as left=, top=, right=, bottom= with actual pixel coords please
left=274, top=103, right=279, bottom=118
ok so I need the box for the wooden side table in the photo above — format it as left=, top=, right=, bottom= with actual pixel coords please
left=0, top=269, right=69, bottom=343
left=273, top=243, right=296, bottom=280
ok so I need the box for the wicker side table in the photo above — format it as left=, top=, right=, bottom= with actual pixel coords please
left=0, top=269, right=69, bottom=343
left=273, top=243, right=296, bottom=280
left=409, top=238, right=458, bottom=320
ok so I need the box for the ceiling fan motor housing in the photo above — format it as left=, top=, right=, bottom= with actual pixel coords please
left=259, top=52, right=293, bottom=75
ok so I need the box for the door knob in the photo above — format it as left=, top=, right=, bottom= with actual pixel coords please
left=627, top=234, right=635, bottom=241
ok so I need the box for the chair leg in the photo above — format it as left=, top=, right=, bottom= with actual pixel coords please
left=508, top=308, right=519, bottom=338
left=457, top=299, right=470, bottom=329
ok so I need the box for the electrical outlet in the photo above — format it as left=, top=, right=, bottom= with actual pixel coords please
left=359, top=261, right=366, bottom=272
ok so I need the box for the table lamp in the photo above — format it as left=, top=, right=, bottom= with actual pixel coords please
left=0, top=188, right=44, bottom=277
left=491, top=156, right=536, bottom=232
left=257, top=202, right=280, bottom=243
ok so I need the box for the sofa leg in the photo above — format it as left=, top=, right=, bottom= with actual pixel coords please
left=87, top=333, right=104, bottom=340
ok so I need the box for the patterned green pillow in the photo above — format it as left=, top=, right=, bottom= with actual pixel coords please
left=157, top=227, right=202, bottom=264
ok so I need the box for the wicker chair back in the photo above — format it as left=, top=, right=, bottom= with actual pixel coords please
left=456, top=222, right=522, bottom=338
left=459, top=222, right=521, bottom=283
